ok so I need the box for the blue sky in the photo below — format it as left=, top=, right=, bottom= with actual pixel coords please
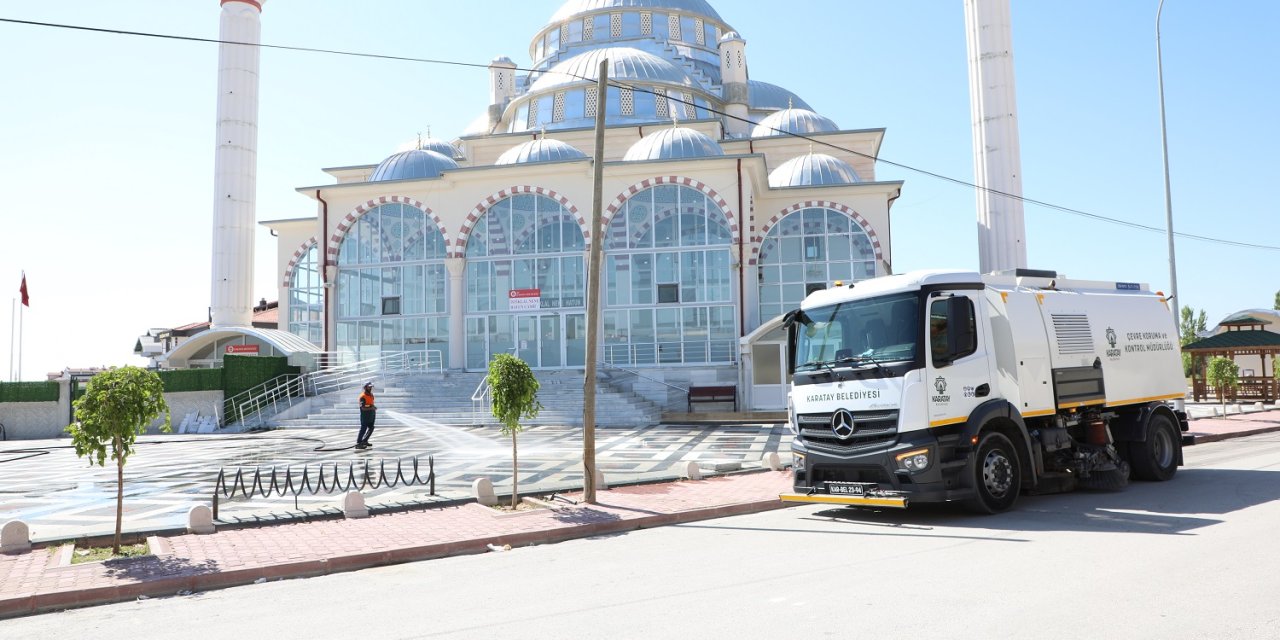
left=1, top=0, right=1276, bottom=380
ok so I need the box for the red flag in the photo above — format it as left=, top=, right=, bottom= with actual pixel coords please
left=19, top=272, right=29, bottom=307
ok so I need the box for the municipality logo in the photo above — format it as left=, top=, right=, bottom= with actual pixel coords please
left=1105, top=326, right=1122, bottom=360
left=934, top=377, right=947, bottom=395
left=1106, top=327, right=1117, bottom=349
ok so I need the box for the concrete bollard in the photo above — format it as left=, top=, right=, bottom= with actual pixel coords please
left=473, top=478, right=498, bottom=506
left=1254, top=402, right=1265, bottom=412
left=677, top=460, right=702, bottom=481
left=341, top=491, right=369, bottom=519
left=187, top=505, right=215, bottom=535
left=1, top=520, right=31, bottom=554
left=594, top=467, right=609, bottom=490
left=761, top=451, right=782, bottom=471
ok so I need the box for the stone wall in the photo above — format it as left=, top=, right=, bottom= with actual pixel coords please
left=0, top=389, right=224, bottom=440
left=0, top=401, right=64, bottom=440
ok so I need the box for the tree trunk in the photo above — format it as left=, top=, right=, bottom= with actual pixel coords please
left=511, top=430, right=519, bottom=508
left=114, top=435, right=124, bottom=555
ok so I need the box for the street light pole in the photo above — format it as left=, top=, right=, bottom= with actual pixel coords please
left=1157, top=0, right=1185, bottom=412
left=1157, top=0, right=1180, bottom=333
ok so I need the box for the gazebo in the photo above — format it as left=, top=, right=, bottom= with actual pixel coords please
left=1183, top=316, right=1280, bottom=403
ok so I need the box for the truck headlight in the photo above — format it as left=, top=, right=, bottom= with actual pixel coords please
left=792, top=452, right=805, bottom=471
left=895, top=448, right=931, bottom=473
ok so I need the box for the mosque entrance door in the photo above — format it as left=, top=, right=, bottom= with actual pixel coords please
left=469, top=313, right=586, bottom=370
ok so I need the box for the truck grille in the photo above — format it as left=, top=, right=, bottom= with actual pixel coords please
left=796, top=410, right=898, bottom=455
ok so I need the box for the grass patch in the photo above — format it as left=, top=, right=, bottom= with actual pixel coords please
left=71, top=542, right=150, bottom=564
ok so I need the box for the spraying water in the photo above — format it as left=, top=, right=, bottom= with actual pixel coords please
left=382, top=410, right=505, bottom=456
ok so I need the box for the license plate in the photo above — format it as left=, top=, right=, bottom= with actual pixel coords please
left=826, top=482, right=876, bottom=496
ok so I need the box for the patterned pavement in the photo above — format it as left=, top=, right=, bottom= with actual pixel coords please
left=0, top=421, right=791, bottom=542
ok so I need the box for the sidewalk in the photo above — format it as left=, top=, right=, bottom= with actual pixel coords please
left=3, top=409, right=1279, bottom=620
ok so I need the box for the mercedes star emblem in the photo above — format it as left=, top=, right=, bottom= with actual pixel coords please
left=831, top=409, right=856, bottom=439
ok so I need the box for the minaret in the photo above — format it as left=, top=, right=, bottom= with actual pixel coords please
left=488, top=56, right=517, bottom=132
left=210, top=0, right=265, bottom=327
left=964, top=0, right=1027, bottom=273
left=718, top=31, right=750, bottom=138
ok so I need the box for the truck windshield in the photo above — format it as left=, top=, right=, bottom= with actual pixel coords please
left=793, top=292, right=919, bottom=371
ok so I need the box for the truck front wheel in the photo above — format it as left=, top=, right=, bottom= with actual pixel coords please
left=964, top=431, right=1022, bottom=514
left=1129, top=413, right=1179, bottom=482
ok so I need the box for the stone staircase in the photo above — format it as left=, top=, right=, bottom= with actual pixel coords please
left=274, top=370, right=662, bottom=429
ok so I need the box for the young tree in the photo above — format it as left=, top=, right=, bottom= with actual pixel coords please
left=1180, top=306, right=1208, bottom=377
left=1206, top=356, right=1240, bottom=411
left=65, top=366, right=170, bottom=553
left=1274, top=290, right=1279, bottom=311
left=486, top=353, right=541, bottom=508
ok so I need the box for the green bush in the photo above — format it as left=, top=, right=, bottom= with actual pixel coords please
left=156, top=368, right=225, bottom=393
left=0, top=380, right=59, bottom=403
left=222, top=355, right=299, bottom=401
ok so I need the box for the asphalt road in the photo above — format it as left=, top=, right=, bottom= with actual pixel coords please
left=8, top=433, right=1280, bottom=639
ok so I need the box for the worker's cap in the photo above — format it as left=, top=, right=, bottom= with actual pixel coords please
left=363, top=382, right=373, bottom=389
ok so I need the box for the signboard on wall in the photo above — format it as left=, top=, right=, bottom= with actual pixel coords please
left=226, top=344, right=260, bottom=354
left=509, top=288, right=541, bottom=311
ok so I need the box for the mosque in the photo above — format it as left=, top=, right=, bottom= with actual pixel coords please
left=167, top=0, right=904, bottom=412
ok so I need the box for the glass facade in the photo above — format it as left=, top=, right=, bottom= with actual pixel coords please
left=287, top=242, right=323, bottom=346
left=335, top=203, right=449, bottom=364
left=604, top=185, right=735, bottom=366
left=465, top=194, right=586, bottom=369
left=757, top=207, right=878, bottom=322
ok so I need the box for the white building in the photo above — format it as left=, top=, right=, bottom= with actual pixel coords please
left=263, top=0, right=904, bottom=410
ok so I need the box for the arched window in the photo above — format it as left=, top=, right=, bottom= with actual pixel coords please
left=287, top=242, right=323, bottom=346
left=335, top=203, right=448, bottom=364
left=465, top=194, right=586, bottom=369
left=604, top=184, right=735, bottom=365
left=757, top=207, right=877, bottom=322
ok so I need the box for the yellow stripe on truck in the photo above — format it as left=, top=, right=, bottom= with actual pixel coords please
left=779, top=493, right=908, bottom=508
left=1106, top=392, right=1185, bottom=407
left=929, top=416, right=967, bottom=427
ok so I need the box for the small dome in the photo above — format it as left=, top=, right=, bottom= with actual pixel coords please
left=719, top=30, right=744, bottom=44
left=749, top=80, right=812, bottom=112
left=752, top=108, right=839, bottom=138
left=529, top=47, right=696, bottom=93
left=369, top=149, right=458, bottom=182
left=496, top=138, right=589, bottom=165
left=768, top=153, right=861, bottom=188
left=624, top=127, right=724, bottom=161
left=548, top=0, right=724, bottom=25
left=395, top=136, right=461, bottom=158
left=490, top=55, right=516, bottom=67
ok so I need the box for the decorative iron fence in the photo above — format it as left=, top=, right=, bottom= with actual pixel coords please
left=211, top=456, right=435, bottom=519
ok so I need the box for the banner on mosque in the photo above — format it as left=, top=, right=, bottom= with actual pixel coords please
left=508, top=288, right=541, bottom=311
left=225, top=344, right=260, bottom=354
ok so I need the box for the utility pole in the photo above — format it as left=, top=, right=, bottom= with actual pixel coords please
left=1157, top=0, right=1181, bottom=335
left=582, top=59, right=608, bottom=504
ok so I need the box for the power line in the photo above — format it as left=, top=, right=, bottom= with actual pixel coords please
left=4, top=15, right=1276, bottom=252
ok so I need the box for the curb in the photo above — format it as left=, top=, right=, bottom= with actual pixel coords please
left=1189, top=423, right=1280, bottom=445
left=0, top=494, right=793, bottom=620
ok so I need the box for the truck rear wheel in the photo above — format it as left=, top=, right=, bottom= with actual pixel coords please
left=964, top=431, right=1022, bottom=514
left=1129, top=413, right=1179, bottom=481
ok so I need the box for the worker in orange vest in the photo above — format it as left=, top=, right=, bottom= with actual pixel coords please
left=356, top=382, right=377, bottom=449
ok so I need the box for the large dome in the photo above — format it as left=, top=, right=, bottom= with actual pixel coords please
left=624, top=126, right=724, bottom=161
left=752, top=108, right=838, bottom=138
left=749, top=80, right=812, bottom=112
left=768, top=153, right=860, bottom=188
left=529, top=46, right=697, bottom=93
left=369, top=149, right=458, bottom=182
left=548, top=0, right=724, bottom=25
left=496, top=138, right=589, bottom=165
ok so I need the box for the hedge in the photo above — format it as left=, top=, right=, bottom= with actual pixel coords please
left=223, top=354, right=300, bottom=401
left=0, top=380, right=59, bottom=403
left=156, top=368, right=225, bottom=393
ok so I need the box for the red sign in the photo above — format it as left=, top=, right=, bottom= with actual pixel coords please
left=509, top=288, right=541, bottom=311
left=225, top=344, right=260, bottom=354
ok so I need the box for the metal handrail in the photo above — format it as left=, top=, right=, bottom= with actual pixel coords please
left=601, top=361, right=690, bottom=394
left=225, top=350, right=444, bottom=429
left=470, top=348, right=517, bottom=425
left=211, top=456, right=435, bottom=519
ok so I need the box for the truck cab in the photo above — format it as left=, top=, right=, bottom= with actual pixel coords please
left=781, top=269, right=1187, bottom=513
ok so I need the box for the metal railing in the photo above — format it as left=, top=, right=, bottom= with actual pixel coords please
left=470, top=348, right=517, bottom=425
left=223, top=350, right=444, bottom=429
left=602, top=340, right=737, bottom=367
left=601, top=361, right=689, bottom=394
left=211, top=456, right=435, bottom=519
